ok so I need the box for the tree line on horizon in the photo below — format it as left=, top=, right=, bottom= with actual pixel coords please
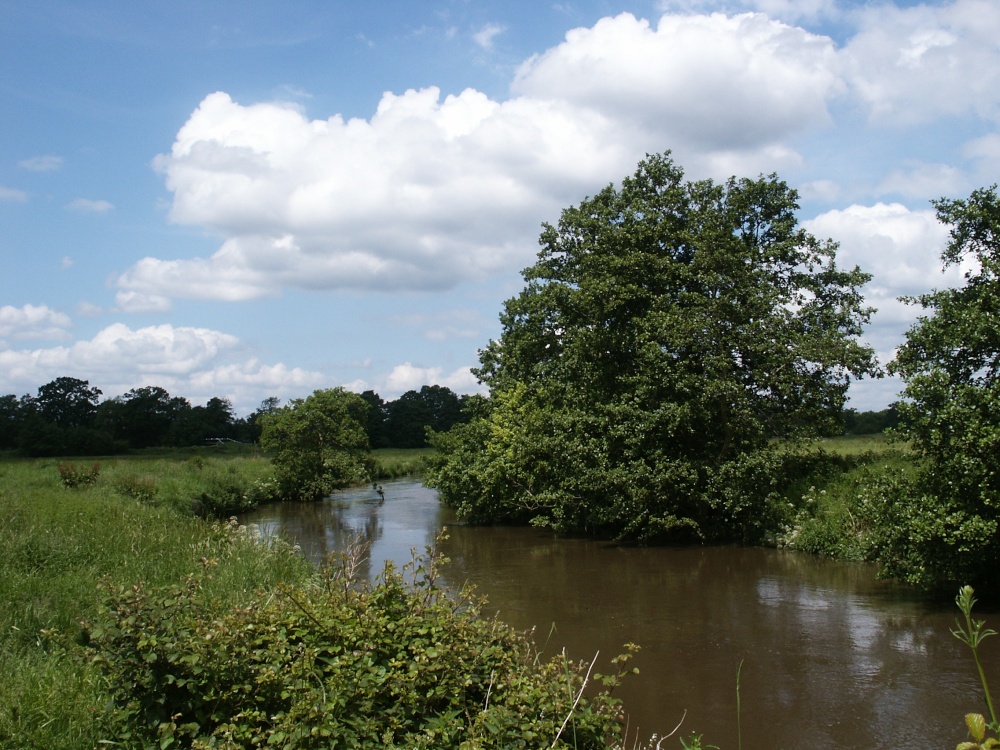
left=0, top=378, right=472, bottom=457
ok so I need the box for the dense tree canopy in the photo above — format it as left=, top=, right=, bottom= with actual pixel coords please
left=32, top=376, right=102, bottom=428
left=386, top=385, right=469, bottom=448
left=259, top=388, right=371, bottom=501
left=885, top=186, right=1000, bottom=587
left=429, top=152, right=878, bottom=542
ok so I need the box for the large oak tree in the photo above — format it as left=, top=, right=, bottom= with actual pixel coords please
left=429, top=153, right=878, bottom=542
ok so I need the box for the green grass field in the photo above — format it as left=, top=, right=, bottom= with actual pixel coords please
left=0, top=454, right=312, bottom=749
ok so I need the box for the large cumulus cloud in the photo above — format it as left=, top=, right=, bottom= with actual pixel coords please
left=116, top=11, right=843, bottom=308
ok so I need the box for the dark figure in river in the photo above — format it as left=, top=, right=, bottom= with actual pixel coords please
left=376, top=485, right=385, bottom=504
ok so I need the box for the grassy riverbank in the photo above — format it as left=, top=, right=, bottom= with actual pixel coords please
left=0, top=453, right=313, bottom=748
left=0, top=451, right=625, bottom=749
left=774, top=436, right=920, bottom=564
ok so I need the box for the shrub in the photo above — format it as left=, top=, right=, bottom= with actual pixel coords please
left=193, top=471, right=280, bottom=518
left=90, top=541, right=630, bottom=749
left=57, top=462, right=100, bottom=488
left=111, top=473, right=157, bottom=503
left=260, top=388, right=372, bottom=502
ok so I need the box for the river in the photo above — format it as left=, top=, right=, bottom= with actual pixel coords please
left=241, top=478, right=1000, bottom=749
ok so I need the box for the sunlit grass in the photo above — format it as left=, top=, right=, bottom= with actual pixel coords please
left=372, top=447, right=436, bottom=479
left=816, top=433, right=908, bottom=456
left=0, top=457, right=311, bottom=750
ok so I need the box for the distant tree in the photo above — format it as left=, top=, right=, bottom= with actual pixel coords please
left=165, top=397, right=236, bottom=446
left=259, top=388, right=371, bottom=501
left=33, top=377, right=102, bottom=428
left=0, top=394, right=22, bottom=450
left=386, top=390, right=432, bottom=448
left=428, top=152, right=878, bottom=542
left=236, top=396, right=281, bottom=444
left=386, top=385, right=467, bottom=448
left=841, top=405, right=901, bottom=435
left=99, top=386, right=188, bottom=449
left=14, top=378, right=119, bottom=456
left=359, top=390, right=390, bottom=448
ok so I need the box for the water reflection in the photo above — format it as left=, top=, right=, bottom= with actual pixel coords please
left=244, top=479, right=451, bottom=579
left=242, top=480, right=999, bottom=749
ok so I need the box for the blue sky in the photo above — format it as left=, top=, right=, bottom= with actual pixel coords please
left=2, top=0, right=998, bottom=414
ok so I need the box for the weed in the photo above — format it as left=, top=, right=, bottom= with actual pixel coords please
left=954, top=586, right=999, bottom=749
left=56, top=461, right=100, bottom=488
left=111, top=472, right=157, bottom=502
left=89, top=536, right=629, bottom=748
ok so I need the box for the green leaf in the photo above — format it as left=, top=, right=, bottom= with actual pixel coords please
left=967, top=713, right=988, bottom=742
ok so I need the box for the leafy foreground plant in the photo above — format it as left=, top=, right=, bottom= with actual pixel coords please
left=89, top=537, right=634, bottom=749
left=955, top=586, right=1000, bottom=750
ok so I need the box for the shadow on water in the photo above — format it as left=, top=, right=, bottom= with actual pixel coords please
left=242, top=479, right=1000, bottom=749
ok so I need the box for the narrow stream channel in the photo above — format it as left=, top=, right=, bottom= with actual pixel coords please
left=241, top=478, right=1000, bottom=749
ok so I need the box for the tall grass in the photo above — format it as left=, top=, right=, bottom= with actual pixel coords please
left=0, top=456, right=311, bottom=750
left=371, top=446, right=435, bottom=479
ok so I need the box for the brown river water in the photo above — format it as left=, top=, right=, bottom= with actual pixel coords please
left=241, top=478, right=1000, bottom=749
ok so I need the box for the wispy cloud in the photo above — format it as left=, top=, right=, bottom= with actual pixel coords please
left=67, top=198, right=113, bottom=213
left=0, top=186, right=28, bottom=202
left=18, top=154, right=64, bottom=172
left=472, top=22, right=506, bottom=49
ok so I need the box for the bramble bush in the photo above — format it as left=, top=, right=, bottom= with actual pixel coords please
left=89, top=537, right=632, bottom=749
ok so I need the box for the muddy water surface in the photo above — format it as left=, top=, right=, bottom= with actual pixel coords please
left=242, top=479, right=999, bottom=749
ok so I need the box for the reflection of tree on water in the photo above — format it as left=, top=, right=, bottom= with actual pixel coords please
left=246, top=486, right=386, bottom=579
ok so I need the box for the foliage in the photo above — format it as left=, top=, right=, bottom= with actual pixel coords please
left=841, top=405, right=901, bottom=435
left=776, top=448, right=915, bottom=561
left=3, top=378, right=466, bottom=456
left=57, top=461, right=101, bottom=488
left=31, top=377, right=102, bottom=428
left=889, top=186, right=1000, bottom=590
left=430, top=153, right=877, bottom=542
left=97, top=386, right=189, bottom=449
left=90, top=541, right=628, bottom=750
left=360, top=389, right=391, bottom=448
left=954, top=586, right=1000, bottom=750
left=259, top=387, right=372, bottom=502
left=111, top=472, right=159, bottom=503
left=385, top=385, right=471, bottom=448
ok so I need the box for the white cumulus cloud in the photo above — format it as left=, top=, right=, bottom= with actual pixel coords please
left=841, top=0, right=1000, bottom=125
left=512, top=12, right=841, bottom=151
left=805, top=202, right=955, bottom=371
left=382, top=362, right=482, bottom=398
left=0, top=304, right=72, bottom=341
left=0, top=322, right=324, bottom=414
left=117, top=10, right=848, bottom=306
